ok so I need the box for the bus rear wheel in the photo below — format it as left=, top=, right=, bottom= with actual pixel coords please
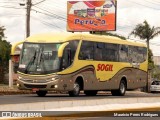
left=68, top=82, right=80, bottom=97
left=84, top=90, right=97, bottom=96
left=36, top=90, right=47, bottom=97
left=111, top=80, right=126, bottom=96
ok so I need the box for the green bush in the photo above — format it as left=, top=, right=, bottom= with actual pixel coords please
left=0, top=26, right=11, bottom=83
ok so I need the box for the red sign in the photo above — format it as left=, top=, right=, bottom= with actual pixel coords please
left=67, top=0, right=116, bottom=32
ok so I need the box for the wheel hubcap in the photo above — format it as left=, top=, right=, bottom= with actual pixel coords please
left=120, top=83, right=125, bottom=93
left=74, top=84, right=79, bottom=94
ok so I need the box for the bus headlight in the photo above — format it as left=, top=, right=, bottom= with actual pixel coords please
left=51, top=85, right=58, bottom=88
left=51, top=76, right=59, bottom=81
left=52, top=78, right=57, bottom=81
left=17, top=83, right=20, bottom=87
left=18, top=76, right=22, bottom=80
left=55, top=85, right=58, bottom=88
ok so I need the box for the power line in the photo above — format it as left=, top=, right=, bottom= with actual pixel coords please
left=0, top=14, right=24, bottom=17
left=33, top=4, right=109, bottom=31
left=128, top=37, right=160, bottom=46
left=32, top=7, right=95, bottom=30
left=127, top=0, right=160, bottom=10
left=37, top=1, right=67, bottom=11
left=0, top=5, right=25, bottom=9
left=152, top=0, right=160, bottom=4
left=31, top=15, right=64, bottom=31
left=144, top=0, right=160, bottom=5
left=31, top=8, right=66, bottom=21
left=113, top=29, right=160, bottom=46
left=33, top=6, right=67, bottom=21
left=1, top=0, right=160, bottom=46
left=0, top=2, right=20, bottom=3
left=32, top=0, right=47, bottom=6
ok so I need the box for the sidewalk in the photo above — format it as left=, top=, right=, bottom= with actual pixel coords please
left=0, top=84, right=58, bottom=95
left=0, top=84, right=32, bottom=95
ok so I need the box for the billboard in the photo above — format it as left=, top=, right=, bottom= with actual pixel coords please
left=67, top=0, right=117, bottom=32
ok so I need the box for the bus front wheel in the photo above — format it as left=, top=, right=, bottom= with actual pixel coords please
left=68, top=82, right=80, bottom=97
left=36, top=90, right=47, bottom=97
left=111, top=80, right=126, bottom=96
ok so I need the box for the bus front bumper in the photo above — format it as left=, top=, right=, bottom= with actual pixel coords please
left=17, top=77, right=62, bottom=91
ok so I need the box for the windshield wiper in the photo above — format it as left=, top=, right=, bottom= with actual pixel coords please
left=37, top=47, right=43, bottom=66
left=36, top=47, right=47, bottom=72
left=24, top=50, right=37, bottom=74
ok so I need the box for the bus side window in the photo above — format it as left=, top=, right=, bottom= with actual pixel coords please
left=128, top=46, right=145, bottom=63
left=62, top=40, right=79, bottom=69
left=94, top=42, right=104, bottom=61
left=104, top=43, right=118, bottom=62
left=79, top=41, right=94, bottom=60
left=129, top=46, right=137, bottom=62
left=119, top=45, right=128, bottom=62
left=137, top=47, right=147, bottom=63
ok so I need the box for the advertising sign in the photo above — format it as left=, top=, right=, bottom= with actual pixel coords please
left=67, top=0, right=117, bottom=32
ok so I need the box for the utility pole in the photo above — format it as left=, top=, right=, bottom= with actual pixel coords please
left=26, top=0, right=32, bottom=37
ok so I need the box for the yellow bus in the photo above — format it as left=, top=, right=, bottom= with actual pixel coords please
left=11, top=33, right=148, bottom=97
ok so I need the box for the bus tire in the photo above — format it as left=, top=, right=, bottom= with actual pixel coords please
left=68, top=82, right=80, bottom=97
left=111, top=80, right=126, bottom=96
left=84, top=90, right=97, bottom=96
left=151, top=91, right=156, bottom=93
left=36, top=90, right=47, bottom=97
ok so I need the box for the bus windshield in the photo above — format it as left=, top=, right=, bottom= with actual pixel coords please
left=18, top=42, right=61, bottom=74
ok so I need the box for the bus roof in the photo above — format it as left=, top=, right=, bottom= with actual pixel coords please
left=25, top=32, right=146, bottom=47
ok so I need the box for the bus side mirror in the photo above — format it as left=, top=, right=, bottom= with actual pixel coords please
left=58, top=42, right=69, bottom=58
left=14, top=62, right=19, bottom=73
left=11, top=40, right=25, bottom=55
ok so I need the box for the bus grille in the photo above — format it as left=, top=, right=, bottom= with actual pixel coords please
left=24, top=84, right=47, bottom=88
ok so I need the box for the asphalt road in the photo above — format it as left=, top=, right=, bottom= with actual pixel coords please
left=0, top=91, right=160, bottom=105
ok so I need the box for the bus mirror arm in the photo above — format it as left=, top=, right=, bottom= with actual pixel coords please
left=11, top=40, right=25, bottom=55
left=58, top=42, right=69, bottom=57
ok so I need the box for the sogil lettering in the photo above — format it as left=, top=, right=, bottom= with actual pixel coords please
left=97, top=64, right=113, bottom=71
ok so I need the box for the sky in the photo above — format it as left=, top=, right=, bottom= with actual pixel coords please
left=0, top=0, right=160, bottom=56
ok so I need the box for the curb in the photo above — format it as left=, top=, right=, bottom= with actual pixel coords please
left=0, top=97, right=160, bottom=111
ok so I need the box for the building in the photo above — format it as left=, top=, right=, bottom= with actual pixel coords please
left=153, top=56, right=160, bottom=66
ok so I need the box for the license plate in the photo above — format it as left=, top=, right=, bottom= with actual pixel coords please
left=32, top=88, right=39, bottom=92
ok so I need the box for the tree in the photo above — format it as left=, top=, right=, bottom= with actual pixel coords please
left=153, top=65, right=160, bottom=80
left=0, top=26, right=11, bottom=83
left=130, top=20, right=160, bottom=92
left=130, top=20, right=160, bottom=52
left=148, top=49, right=154, bottom=69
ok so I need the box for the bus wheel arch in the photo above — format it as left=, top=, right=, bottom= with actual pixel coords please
left=75, top=76, right=84, bottom=90
left=119, top=77, right=127, bottom=95
left=121, top=76, right=127, bottom=89
left=68, top=76, right=84, bottom=97
left=111, top=77, right=127, bottom=96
